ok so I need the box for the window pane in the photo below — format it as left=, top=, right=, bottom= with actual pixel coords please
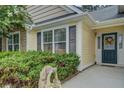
left=14, top=45, right=19, bottom=51
left=8, top=35, right=13, bottom=44
left=14, top=33, right=19, bottom=44
left=37, top=32, right=41, bottom=51
left=119, top=34, right=123, bottom=49
left=97, top=36, right=100, bottom=49
left=8, top=45, right=13, bottom=51
left=55, top=43, right=66, bottom=54
left=69, top=25, right=76, bottom=53
left=54, top=28, right=66, bottom=42
left=43, top=31, right=52, bottom=42
left=44, top=44, right=52, bottom=52
left=8, top=33, right=19, bottom=51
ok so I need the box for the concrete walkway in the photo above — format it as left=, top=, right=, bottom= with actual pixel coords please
left=62, top=65, right=124, bottom=88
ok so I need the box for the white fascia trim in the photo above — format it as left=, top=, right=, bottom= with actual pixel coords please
left=66, top=6, right=83, bottom=14
left=92, top=23, right=124, bottom=29
left=32, top=13, right=96, bottom=30
left=92, top=17, right=124, bottom=29
left=60, top=6, right=74, bottom=13
left=32, top=13, right=84, bottom=29
left=86, top=13, right=97, bottom=24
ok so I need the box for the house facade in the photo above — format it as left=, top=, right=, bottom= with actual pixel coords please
left=26, top=5, right=95, bottom=71
left=0, top=5, right=124, bottom=71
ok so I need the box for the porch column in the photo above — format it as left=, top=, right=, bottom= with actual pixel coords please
left=76, top=21, right=83, bottom=71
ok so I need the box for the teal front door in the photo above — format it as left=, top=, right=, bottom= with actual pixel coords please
left=102, top=33, right=117, bottom=64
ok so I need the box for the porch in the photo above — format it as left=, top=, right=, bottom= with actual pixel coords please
left=62, top=65, right=124, bottom=88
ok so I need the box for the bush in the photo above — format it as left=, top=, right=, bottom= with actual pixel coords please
left=0, top=51, right=80, bottom=88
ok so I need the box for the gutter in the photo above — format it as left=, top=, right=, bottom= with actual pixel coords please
left=31, top=13, right=97, bottom=30
left=32, top=13, right=84, bottom=29
left=92, top=17, right=124, bottom=29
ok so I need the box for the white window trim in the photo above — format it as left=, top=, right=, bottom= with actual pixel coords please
left=40, top=25, right=71, bottom=53
left=6, top=31, right=20, bottom=51
left=42, top=30, right=53, bottom=52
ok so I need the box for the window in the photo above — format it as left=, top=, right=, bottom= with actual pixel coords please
left=97, top=36, right=100, bottom=49
left=37, top=32, right=41, bottom=51
left=119, top=34, right=123, bottom=49
left=54, top=28, right=66, bottom=54
left=8, top=33, right=19, bottom=51
left=69, top=26, right=76, bottom=53
left=43, top=31, right=52, bottom=52
left=37, top=26, right=76, bottom=54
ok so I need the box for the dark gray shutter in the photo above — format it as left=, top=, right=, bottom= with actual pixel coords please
left=69, top=25, right=76, bottom=53
left=37, top=32, right=41, bottom=51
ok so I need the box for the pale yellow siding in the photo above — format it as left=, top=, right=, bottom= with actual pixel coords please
left=82, top=23, right=96, bottom=65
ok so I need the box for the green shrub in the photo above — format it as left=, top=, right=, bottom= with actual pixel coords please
left=0, top=51, right=80, bottom=88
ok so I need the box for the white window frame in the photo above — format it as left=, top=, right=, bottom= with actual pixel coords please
left=7, top=32, right=20, bottom=51
left=43, top=30, right=53, bottom=52
left=54, top=28, right=67, bottom=54
left=40, top=25, right=70, bottom=53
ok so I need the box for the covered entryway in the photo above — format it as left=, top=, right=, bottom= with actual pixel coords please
left=95, top=25, right=124, bottom=66
left=102, top=33, right=117, bottom=64
left=62, top=65, right=124, bottom=88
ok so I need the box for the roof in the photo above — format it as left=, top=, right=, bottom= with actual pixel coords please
left=89, top=5, right=124, bottom=22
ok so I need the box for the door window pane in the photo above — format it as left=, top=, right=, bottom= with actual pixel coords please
left=104, top=35, right=115, bottom=50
